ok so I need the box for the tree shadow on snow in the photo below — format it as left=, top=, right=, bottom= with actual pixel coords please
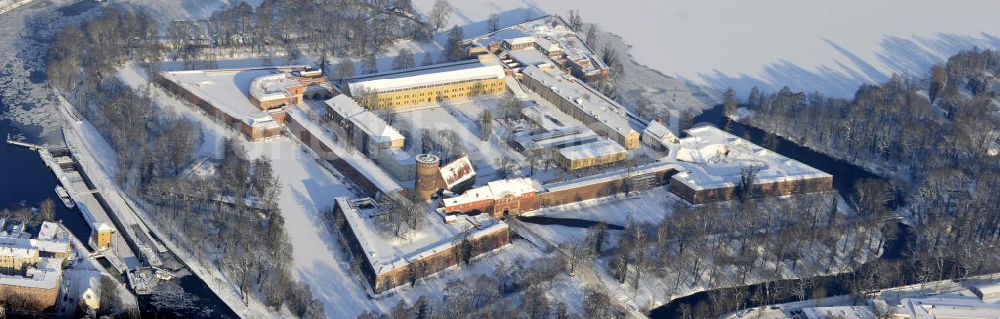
left=691, top=32, right=1000, bottom=98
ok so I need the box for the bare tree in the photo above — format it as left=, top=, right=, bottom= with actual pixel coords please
left=567, top=10, right=583, bottom=31
left=335, top=59, right=355, bottom=80
left=487, top=13, right=500, bottom=33
left=392, top=48, right=416, bottom=70
left=39, top=198, right=56, bottom=222
left=478, top=109, right=493, bottom=141
left=98, top=275, right=120, bottom=316
left=736, top=164, right=759, bottom=202
left=429, top=0, right=453, bottom=31
left=363, top=53, right=378, bottom=74
left=445, top=26, right=466, bottom=62
left=724, top=87, right=738, bottom=117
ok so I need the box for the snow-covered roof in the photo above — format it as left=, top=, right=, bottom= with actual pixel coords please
left=0, top=220, right=25, bottom=239
left=37, top=222, right=60, bottom=240
left=513, top=125, right=601, bottom=155
left=0, top=245, right=37, bottom=258
left=535, top=38, right=561, bottom=53
left=544, top=161, right=681, bottom=193
left=324, top=95, right=404, bottom=144
left=505, top=36, right=536, bottom=46
left=519, top=104, right=580, bottom=131
left=464, top=15, right=607, bottom=74
left=348, top=59, right=505, bottom=94
left=974, top=282, right=1000, bottom=298
left=444, top=178, right=542, bottom=207
left=895, top=296, right=1000, bottom=319
left=249, top=72, right=301, bottom=102
left=643, top=120, right=677, bottom=141
left=385, top=148, right=415, bottom=164
left=0, top=222, right=69, bottom=256
left=557, top=139, right=626, bottom=161
left=440, top=156, right=475, bottom=189
left=0, top=257, right=62, bottom=289
left=160, top=67, right=303, bottom=123
left=521, top=65, right=640, bottom=139
left=334, top=197, right=506, bottom=276
left=488, top=178, right=542, bottom=198
left=801, top=306, right=877, bottom=319
left=670, top=125, right=831, bottom=191
left=286, top=108, right=404, bottom=194
left=247, top=111, right=279, bottom=128
left=508, top=49, right=553, bottom=68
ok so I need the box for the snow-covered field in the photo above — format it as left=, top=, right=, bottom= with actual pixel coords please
left=415, top=0, right=1000, bottom=97
left=112, top=0, right=261, bottom=21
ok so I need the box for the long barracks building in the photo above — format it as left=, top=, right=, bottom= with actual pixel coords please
left=519, top=65, right=642, bottom=150
left=346, top=55, right=508, bottom=109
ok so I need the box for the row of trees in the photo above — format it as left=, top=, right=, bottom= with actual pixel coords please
left=743, top=51, right=999, bottom=178
left=688, top=48, right=1000, bottom=317
left=0, top=199, right=57, bottom=229
left=741, top=49, right=1000, bottom=267
left=354, top=255, right=625, bottom=319
left=170, top=0, right=455, bottom=63
left=569, top=183, right=890, bottom=315
left=418, top=128, right=465, bottom=162
left=356, top=193, right=852, bottom=318
left=372, top=192, right=425, bottom=238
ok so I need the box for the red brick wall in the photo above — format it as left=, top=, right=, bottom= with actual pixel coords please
left=442, top=198, right=494, bottom=215
left=491, top=192, right=540, bottom=218
left=371, top=226, right=510, bottom=293
left=269, top=110, right=288, bottom=124
left=0, top=284, right=59, bottom=311
left=541, top=179, right=626, bottom=207
left=669, top=175, right=834, bottom=204
left=286, top=116, right=382, bottom=196
left=334, top=200, right=511, bottom=294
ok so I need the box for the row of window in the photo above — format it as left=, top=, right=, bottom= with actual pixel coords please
left=364, top=77, right=504, bottom=95
left=376, top=81, right=504, bottom=103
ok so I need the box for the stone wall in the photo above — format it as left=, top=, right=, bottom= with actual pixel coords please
left=0, top=283, right=59, bottom=311
left=285, top=115, right=382, bottom=196
left=540, top=166, right=675, bottom=207
left=669, top=174, right=834, bottom=204
left=155, top=74, right=283, bottom=141
left=370, top=226, right=510, bottom=293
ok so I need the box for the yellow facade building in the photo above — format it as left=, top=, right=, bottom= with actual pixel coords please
left=0, top=247, right=39, bottom=273
left=555, top=139, right=627, bottom=171
left=93, top=223, right=113, bottom=251
left=347, top=55, right=508, bottom=109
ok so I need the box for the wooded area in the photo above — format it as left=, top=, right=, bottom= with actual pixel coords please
left=45, top=7, right=324, bottom=318
left=679, top=48, right=1000, bottom=318
left=741, top=49, right=1000, bottom=272
left=167, top=0, right=452, bottom=65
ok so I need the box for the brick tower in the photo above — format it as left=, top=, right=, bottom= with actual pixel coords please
left=415, top=154, right=442, bottom=200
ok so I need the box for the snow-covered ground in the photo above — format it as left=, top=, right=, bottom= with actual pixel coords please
left=110, top=0, right=261, bottom=21
left=519, top=190, right=883, bottom=313
left=121, top=62, right=553, bottom=318
left=415, top=0, right=1000, bottom=97
left=395, top=97, right=530, bottom=183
